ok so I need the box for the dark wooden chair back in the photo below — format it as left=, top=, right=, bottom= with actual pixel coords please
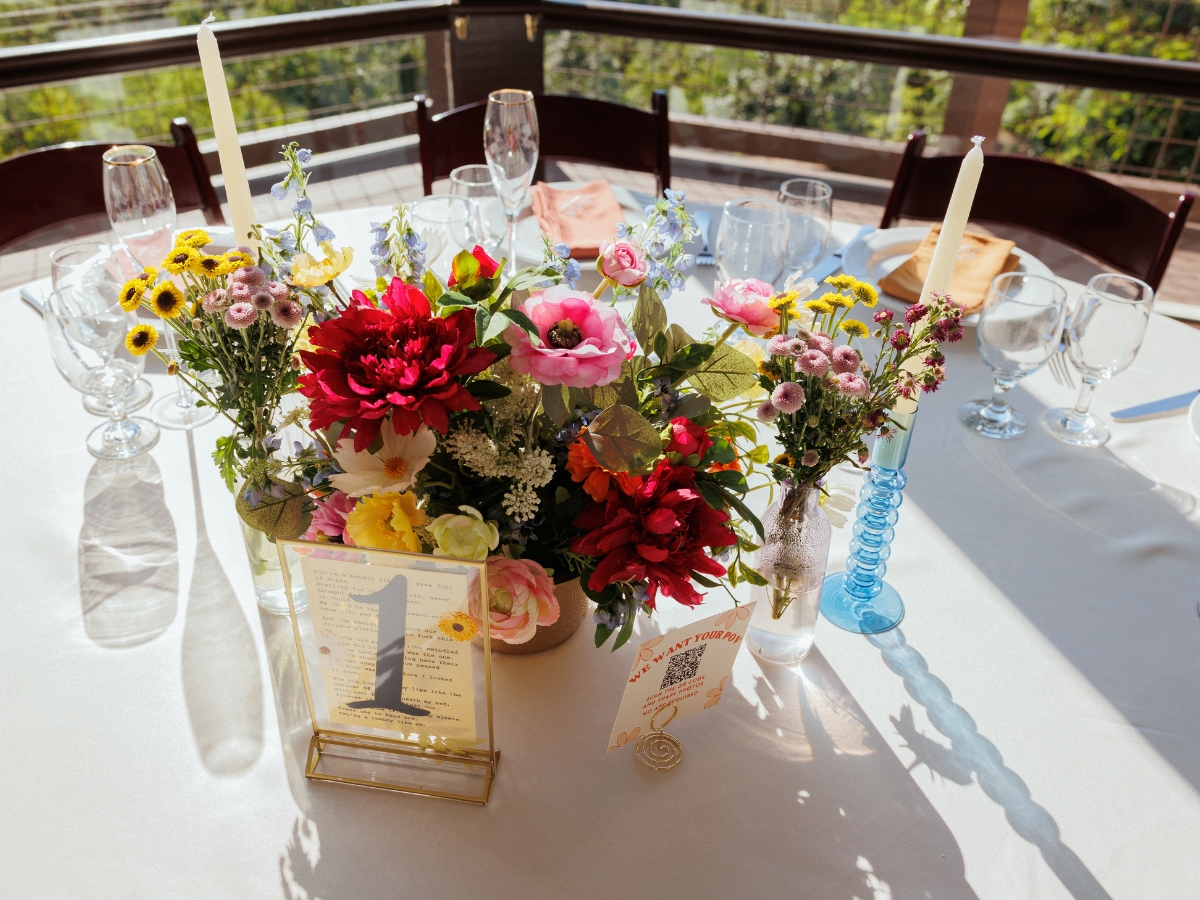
left=0, top=117, right=224, bottom=254
left=415, top=91, right=671, bottom=197
left=881, top=131, right=1195, bottom=291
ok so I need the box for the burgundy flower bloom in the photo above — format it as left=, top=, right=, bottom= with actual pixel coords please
left=890, top=329, right=911, bottom=351
left=569, top=460, right=737, bottom=607
left=298, top=277, right=495, bottom=450
left=904, top=303, right=928, bottom=325
left=873, top=309, right=893, bottom=324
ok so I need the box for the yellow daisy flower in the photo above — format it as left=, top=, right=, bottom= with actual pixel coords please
left=190, top=254, right=230, bottom=278
left=839, top=319, right=869, bottom=339
left=758, top=360, right=783, bottom=382
left=825, top=274, right=856, bottom=291
left=438, top=611, right=478, bottom=642
left=773, top=452, right=796, bottom=467
left=119, top=278, right=147, bottom=312
left=224, top=249, right=253, bottom=270
left=149, top=281, right=187, bottom=318
left=291, top=243, right=354, bottom=287
left=125, top=324, right=158, bottom=356
left=135, top=266, right=158, bottom=284
left=162, top=245, right=200, bottom=275
left=852, top=280, right=879, bottom=307
left=176, top=229, right=211, bottom=249
left=344, top=491, right=427, bottom=552
left=769, top=290, right=798, bottom=309
left=805, top=298, right=835, bottom=315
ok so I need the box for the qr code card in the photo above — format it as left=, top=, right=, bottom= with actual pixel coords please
left=607, top=602, right=756, bottom=753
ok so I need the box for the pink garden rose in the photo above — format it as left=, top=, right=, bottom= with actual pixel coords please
left=703, top=278, right=779, bottom=338
left=506, top=284, right=634, bottom=388
left=470, top=557, right=561, bottom=644
left=598, top=240, right=648, bottom=287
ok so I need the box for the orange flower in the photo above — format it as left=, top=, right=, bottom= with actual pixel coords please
left=566, top=437, right=643, bottom=502
left=708, top=451, right=742, bottom=474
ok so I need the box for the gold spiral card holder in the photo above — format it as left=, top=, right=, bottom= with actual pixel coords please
left=278, top=540, right=498, bottom=803
left=607, top=603, right=757, bottom=770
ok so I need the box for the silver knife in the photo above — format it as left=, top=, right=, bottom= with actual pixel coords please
left=805, top=225, right=875, bottom=286
left=1111, top=390, right=1199, bottom=421
left=19, top=285, right=44, bottom=316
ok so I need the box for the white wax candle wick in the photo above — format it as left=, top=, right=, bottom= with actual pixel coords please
left=972, top=135, right=985, bottom=149
left=202, top=12, right=215, bottom=24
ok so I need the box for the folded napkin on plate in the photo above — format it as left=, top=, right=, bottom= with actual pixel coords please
left=529, top=180, right=625, bottom=259
left=879, top=225, right=1019, bottom=314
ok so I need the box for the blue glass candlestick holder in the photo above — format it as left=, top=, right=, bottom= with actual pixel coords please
left=820, top=409, right=917, bottom=634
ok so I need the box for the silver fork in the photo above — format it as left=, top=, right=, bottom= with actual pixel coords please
left=1047, top=329, right=1074, bottom=387
left=693, top=210, right=714, bottom=266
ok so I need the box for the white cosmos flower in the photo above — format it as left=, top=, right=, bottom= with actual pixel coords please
left=329, top=423, right=436, bottom=496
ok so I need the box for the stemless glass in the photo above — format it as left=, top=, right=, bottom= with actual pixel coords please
left=715, top=198, right=790, bottom=285
left=778, top=178, right=832, bottom=278
left=960, top=273, right=1067, bottom=439
left=484, top=89, right=539, bottom=280
left=410, top=195, right=478, bottom=282
left=44, top=288, right=159, bottom=459
left=50, top=241, right=153, bottom=415
left=1041, top=273, right=1153, bottom=447
left=450, top=164, right=505, bottom=254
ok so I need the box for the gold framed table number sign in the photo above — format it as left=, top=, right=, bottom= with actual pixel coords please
left=278, top=540, right=498, bottom=803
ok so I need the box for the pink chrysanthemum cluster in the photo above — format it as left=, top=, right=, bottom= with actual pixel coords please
left=217, top=266, right=304, bottom=331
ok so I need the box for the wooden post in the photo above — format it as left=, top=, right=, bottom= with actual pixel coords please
left=422, top=31, right=453, bottom=114
left=940, top=0, right=1031, bottom=154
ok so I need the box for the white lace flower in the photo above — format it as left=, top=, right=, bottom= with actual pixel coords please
left=329, top=423, right=436, bottom=496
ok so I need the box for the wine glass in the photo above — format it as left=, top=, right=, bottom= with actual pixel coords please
left=103, top=144, right=216, bottom=430
left=409, top=195, right=478, bottom=283
left=44, top=288, right=160, bottom=459
left=50, top=240, right=153, bottom=415
left=715, top=198, right=790, bottom=285
left=450, top=164, right=505, bottom=255
left=959, top=273, right=1067, bottom=439
left=484, top=89, right=539, bottom=281
left=778, top=178, right=832, bottom=279
left=1041, top=273, right=1153, bottom=448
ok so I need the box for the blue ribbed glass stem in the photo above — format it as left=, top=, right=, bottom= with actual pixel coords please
left=842, top=465, right=906, bottom=602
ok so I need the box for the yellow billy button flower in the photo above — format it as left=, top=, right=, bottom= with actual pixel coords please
left=190, top=254, right=229, bottom=278
left=291, top=242, right=354, bottom=287
left=851, top=279, right=879, bottom=308
left=176, top=229, right=211, bottom=249
left=125, top=323, right=158, bottom=356
left=839, top=319, right=870, bottom=339
left=805, top=298, right=835, bottom=315
left=163, top=245, right=200, bottom=275
left=149, top=281, right=187, bottom=318
left=829, top=293, right=856, bottom=309
left=825, top=273, right=856, bottom=292
left=119, top=278, right=147, bottom=312
left=769, top=290, right=799, bottom=317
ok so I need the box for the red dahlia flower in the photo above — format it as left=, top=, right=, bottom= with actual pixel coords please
left=298, top=278, right=494, bottom=451
left=570, top=459, right=736, bottom=607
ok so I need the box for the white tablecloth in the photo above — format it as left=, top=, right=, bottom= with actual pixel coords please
left=4, top=205, right=1199, bottom=899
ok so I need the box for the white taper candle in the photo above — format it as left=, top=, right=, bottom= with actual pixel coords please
left=197, top=22, right=257, bottom=250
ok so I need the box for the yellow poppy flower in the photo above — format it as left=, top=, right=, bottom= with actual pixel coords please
left=119, top=278, right=146, bottom=312
left=851, top=280, right=879, bottom=308
left=344, top=491, right=427, bottom=552
left=125, top=324, right=158, bottom=356
left=438, top=611, right=478, bottom=642
left=190, top=254, right=230, bottom=278
left=291, top=242, right=354, bottom=287
left=150, top=281, right=187, bottom=318
left=839, top=319, right=869, bottom=339
left=176, top=229, right=211, bottom=249
left=224, top=249, right=253, bottom=270
left=163, top=245, right=200, bottom=275
left=805, top=298, right=835, bottom=315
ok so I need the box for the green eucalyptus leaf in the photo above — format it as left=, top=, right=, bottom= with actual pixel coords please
left=542, top=382, right=571, bottom=428
left=499, top=308, right=541, bottom=339
left=694, top=477, right=726, bottom=511
left=670, top=393, right=712, bottom=421
left=739, top=562, right=769, bottom=586
left=583, top=384, right=619, bottom=410
left=688, top=344, right=759, bottom=401
left=582, top=404, right=663, bottom=473
left=653, top=330, right=669, bottom=362
left=748, top=444, right=770, bottom=464
left=631, top=282, right=668, bottom=349
left=467, top=380, right=512, bottom=400
left=664, top=323, right=695, bottom=358
left=612, top=607, right=637, bottom=651
left=668, top=342, right=714, bottom=372
left=475, top=306, right=491, bottom=345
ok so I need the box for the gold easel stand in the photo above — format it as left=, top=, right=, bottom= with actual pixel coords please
left=635, top=704, right=683, bottom=771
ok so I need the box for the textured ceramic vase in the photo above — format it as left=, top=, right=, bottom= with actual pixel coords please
left=488, top=577, right=590, bottom=655
left=746, top=482, right=832, bottom=665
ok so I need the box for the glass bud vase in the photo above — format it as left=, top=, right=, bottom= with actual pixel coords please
left=746, top=482, right=832, bottom=665
left=240, top=520, right=307, bottom=616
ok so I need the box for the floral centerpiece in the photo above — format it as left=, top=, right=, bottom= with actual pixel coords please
left=704, top=270, right=964, bottom=661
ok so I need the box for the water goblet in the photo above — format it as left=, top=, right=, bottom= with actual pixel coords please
left=1041, top=273, right=1153, bottom=448
left=715, top=198, right=790, bottom=285
left=51, top=240, right=154, bottom=415
left=778, top=178, right=832, bottom=278
left=484, top=89, right=539, bottom=280
left=102, top=145, right=176, bottom=269
left=409, top=195, right=478, bottom=282
left=44, top=288, right=160, bottom=459
left=960, top=273, right=1067, bottom=439
left=450, top=164, right=506, bottom=255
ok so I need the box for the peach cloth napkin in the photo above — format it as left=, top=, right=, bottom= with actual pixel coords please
left=529, top=180, right=625, bottom=259
left=879, top=225, right=1020, bottom=314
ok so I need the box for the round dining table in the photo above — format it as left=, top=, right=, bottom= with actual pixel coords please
left=4, top=195, right=1199, bottom=900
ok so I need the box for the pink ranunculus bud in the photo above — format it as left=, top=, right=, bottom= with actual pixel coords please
left=702, top=279, right=780, bottom=338
left=470, top=557, right=560, bottom=644
left=597, top=240, right=648, bottom=288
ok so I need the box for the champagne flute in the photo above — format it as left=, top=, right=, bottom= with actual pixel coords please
left=103, top=144, right=216, bottom=430
left=50, top=240, right=154, bottom=415
left=484, top=89, right=539, bottom=280
left=1041, top=273, right=1153, bottom=448
left=715, top=198, right=790, bottom=285
left=959, top=273, right=1067, bottom=439
left=778, top=178, right=832, bottom=279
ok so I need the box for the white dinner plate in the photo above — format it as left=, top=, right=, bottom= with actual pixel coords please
left=840, top=226, right=1055, bottom=324
left=1189, top=393, right=1200, bottom=448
